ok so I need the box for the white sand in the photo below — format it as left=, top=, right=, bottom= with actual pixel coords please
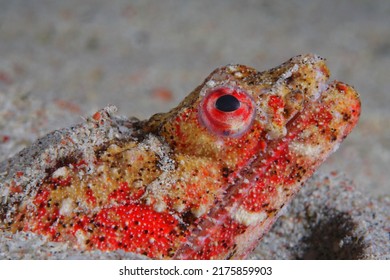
left=0, top=0, right=389, bottom=259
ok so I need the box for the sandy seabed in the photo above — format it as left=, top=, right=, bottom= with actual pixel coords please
left=0, top=0, right=389, bottom=259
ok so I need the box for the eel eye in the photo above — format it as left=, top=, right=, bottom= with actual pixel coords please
left=215, top=95, right=241, bottom=112
left=199, top=87, right=255, bottom=137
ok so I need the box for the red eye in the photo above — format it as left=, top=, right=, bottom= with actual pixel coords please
left=199, top=87, right=255, bottom=137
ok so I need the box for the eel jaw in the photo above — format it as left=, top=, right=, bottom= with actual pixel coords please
left=174, top=79, right=360, bottom=260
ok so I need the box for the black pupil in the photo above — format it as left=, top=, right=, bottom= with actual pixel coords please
left=215, top=95, right=240, bottom=112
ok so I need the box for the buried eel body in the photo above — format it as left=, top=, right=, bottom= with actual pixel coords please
left=0, top=54, right=360, bottom=259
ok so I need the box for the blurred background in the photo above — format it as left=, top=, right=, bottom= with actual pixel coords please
left=0, top=0, right=389, bottom=197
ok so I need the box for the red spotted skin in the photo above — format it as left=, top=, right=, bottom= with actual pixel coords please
left=1, top=54, right=360, bottom=259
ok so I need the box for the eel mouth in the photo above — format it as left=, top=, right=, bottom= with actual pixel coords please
left=253, top=54, right=333, bottom=141
left=174, top=78, right=361, bottom=259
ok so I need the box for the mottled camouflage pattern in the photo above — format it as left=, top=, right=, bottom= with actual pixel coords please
left=0, top=54, right=360, bottom=259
